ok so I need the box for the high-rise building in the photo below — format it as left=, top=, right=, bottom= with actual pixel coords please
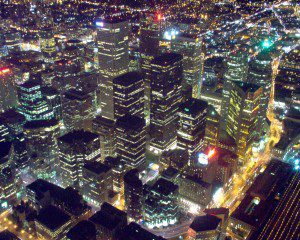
left=81, top=161, right=112, bottom=207
left=0, top=66, right=18, bottom=112
left=62, top=89, right=97, bottom=132
left=41, top=86, right=62, bottom=121
left=115, top=114, right=146, bottom=168
left=204, top=106, right=220, bottom=147
left=177, top=98, right=208, bottom=156
left=221, top=51, right=249, bottom=124
left=150, top=52, right=183, bottom=154
left=248, top=51, right=273, bottom=132
left=0, top=142, right=17, bottom=212
left=5, top=29, right=21, bottom=53
left=113, top=71, right=144, bottom=119
left=96, top=18, right=129, bottom=120
left=124, top=169, right=143, bottom=222
left=171, top=34, right=204, bottom=98
left=24, top=119, right=60, bottom=180
left=92, top=116, right=116, bottom=161
left=58, top=130, right=101, bottom=188
left=17, top=81, right=54, bottom=121
left=222, top=81, right=262, bottom=163
left=39, top=28, right=57, bottom=63
left=144, top=178, right=179, bottom=228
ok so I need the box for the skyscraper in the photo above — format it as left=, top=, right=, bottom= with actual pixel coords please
left=62, top=89, right=97, bottom=132
left=221, top=51, right=248, bottom=127
left=24, top=119, right=60, bottom=180
left=150, top=52, right=183, bottom=154
left=113, top=71, right=144, bottom=119
left=177, top=98, right=208, bottom=156
left=248, top=51, right=273, bottom=132
left=96, top=18, right=129, bottom=120
left=171, top=34, right=204, bottom=99
left=58, top=130, right=101, bottom=188
left=124, top=169, right=143, bottom=222
left=17, top=81, right=53, bottom=121
left=222, top=81, right=262, bottom=163
left=115, top=114, right=146, bottom=168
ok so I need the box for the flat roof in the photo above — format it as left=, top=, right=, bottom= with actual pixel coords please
left=83, top=161, right=111, bottom=175
left=66, top=220, right=96, bottom=240
left=179, top=98, right=208, bottom=116
left=24, top=119, right=59, bottom=129
left=113, top=71, right=143, bottom=86
left=36, top=205, right=70, bottom=231
left=151, top=178, right=178, bottom=196
left=58, top=130, right=99, bottom=145
left=189, top=215, right=221, bottom=232
left=151, top=52, right=182, bottom=66
left=115, top=114, right=145, bottom=131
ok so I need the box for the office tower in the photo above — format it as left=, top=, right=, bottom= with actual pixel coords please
left=39, top=28, right=57, bottom=63
left=248, top=51, right=273, bottom=131
left=58, top=130, right=101, bottom=188
left=62, top=89, right=97, bottom=132
left=115, top=114, right=146, bottom=168
left=89, top=202, right=127, bottom=240
left=177, top=98, right=208, bottom=156
left=104, top=156, right=127, bottom=194
left=0, top=66, right=18, bottom=112
left=81, top=161, right=113, bottom=207
left=139, top=16, right=162, bottom=122
left=92, top=116, right=116, bottom=161
left=144, top=178, right=179, bottom=228
left=172, top=34, right=204, bottom=98
left=222, top=81, right=262, bottom=163
left=17, top=81, right=54, bottom=121
left=204, top=106, right=220, bottom=147
left=96, top=18, right=129, bottom=120
left=41, top=86, right=62, bottom=121
left=188, top=214, right=222, bottom=240
left=0, top=142, right=17, bottom=212
left=24, top=119, right=60, bottom=180
left=113, top=72, right=145, bottom=119
left=35, top=205, right=72, bottom=240
left=221, top=51, right=249, bottom=126
left=124, top=169, right=143, bottom=222
left=0, top=31, right=8, bottom=57
left=150, top=52, right=183, bottom=154
left=52, top=59, right=81, bottom=93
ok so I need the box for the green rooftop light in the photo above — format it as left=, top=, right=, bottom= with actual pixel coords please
left=262, top=39, right=272, bottom=48
left=184, top=107, right=190, bottom=112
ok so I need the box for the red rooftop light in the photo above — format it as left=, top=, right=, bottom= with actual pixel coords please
left=0, top=68, right=10, bottom=75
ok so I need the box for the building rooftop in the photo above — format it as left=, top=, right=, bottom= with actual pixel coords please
left=0, top=230, right=20, bottom=240
left=66, top=220, right=96, bottom=240
left=0, top=141, right=12, bottom=163
left=58, top=130, right=99, bottom=145
left=179, top=98, right=208, bottom=117
left=0, top=109, right=26, bottom=124
left=115, top=114, right=145, bottom=131
left=83, top=161, right=111, bottom=175
left=89, top=203, right=126, bottom=231
left=234, top=81, right=261, bottom=93
left=151, top=52, right=182, bottom=66
left=113, top=71, right=143, bottom=86
left=24, top=119, right=59, bottom=129
left=151, top=178, right=178, bottom=196
left=64, top=89, right=90, bottom=101
left=19, top=80, right=40, bottom=89
left=204, top=208, right=229, bottom=216
left=124, top=169, right=143, bottom=188
left=36, top=205, right=70, bottom=231
left=184, top=174, right=211, bottom=189
left=118, top=222, right=165, bottom=240
left=189, top=214, right=221, bottom=232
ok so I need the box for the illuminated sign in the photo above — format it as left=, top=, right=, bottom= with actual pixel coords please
left=96, top=21, right=104, bottom=27
left=163, top=29, right=179, bottom=41
left=0, top=68, right=10, bottom=75
left=197, top=148, right=216, bottom=165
